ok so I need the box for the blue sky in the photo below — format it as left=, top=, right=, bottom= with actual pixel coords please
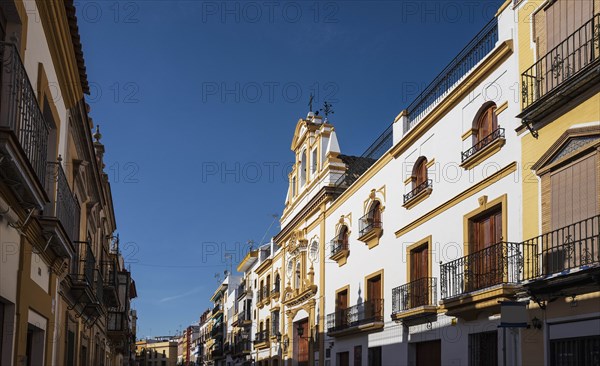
left=76, top=0, right=503, bottom=337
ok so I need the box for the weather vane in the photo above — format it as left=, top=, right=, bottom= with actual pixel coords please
left=308, top=93, right=314, bottom=112
left=321, top=101, right=334, bottom=118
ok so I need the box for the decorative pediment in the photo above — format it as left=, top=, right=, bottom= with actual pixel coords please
left=532, top=126, right=600, bottom=173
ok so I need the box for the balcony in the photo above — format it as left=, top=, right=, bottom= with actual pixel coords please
left=357, top=209, right=382, bottom=248
left=329, top=238, right=349, bottom=266
left=236, top=282, right=249, bottom=299
left=460, top=128, right=506, bottom=170
left=211, top=322, right=223, bottom=338
left=326, top=299, right=384, bottom=337
left=107, top=310, right=130, bottom=347
left=236, top=309, right=252, bottom=327
left=522, top=215, right=600, bottom=299
left=65, top=241, right=96, bottom=304
left=271, top=281, right=281, bottom=300
left=38, top=162, right=80, bottom=258
left=212, top=304, right=222, bottom=317
left=519, top=13, right=600, bottom=124
left=102, top=259, right=120, bottom=308
left=253, top=329, right=270, bottom=349
left=233, top=339, right=251, bottom=356
left=258, top=285, right=270, bottom=307
left=391, top=278, right=437, bottom=324
left=0, top=42, right=49, bottom=209
left=403, top=179, right=433, bottom=209
left=440, top=241, right=537, bottom=319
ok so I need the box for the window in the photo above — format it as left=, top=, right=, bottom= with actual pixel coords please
left=311, top=148, right=318, bottom=174
left=468, top=206, right=503, bottom=291
left=409, top=242, right=429, bottom=307
left=550, top=335, right=600, bottom=365
left=338, top=226, right=349, bottom=249
left=412, top=157, right=428, bottom=189
left=295, top=261, right=301, bottom=289
left=292, top=176, right=297, bottom=196
left=273, top=274, right=280, bottom=293
left=271, top=310, right=279, bottom=335
left=366, top=273, right=382, bottom=319
left=368, top=347, right=382, bottom=366
left=415, top=340, right=441, bottom=366
left=473, top=103, right=497, bottom=144
left=300, top=149, right=307, bottom=186
left=469, top=331, right=498, bottom=366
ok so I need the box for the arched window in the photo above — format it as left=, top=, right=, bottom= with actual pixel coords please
left=337, top=225, right=349, bottom=249
left=295, top=261, right=301, bottom=289
left=412, top=157, right=428, bottom=189
left=300, top=149, right=307, bottom=186
left=274, top=274, right=281, bottom=292
left=368, top=201, right=382, bottom=228
left=473, top=102, right=497, bottom=143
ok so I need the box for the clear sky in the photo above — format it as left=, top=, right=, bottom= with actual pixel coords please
left=76, top=0, right=504, bottom=338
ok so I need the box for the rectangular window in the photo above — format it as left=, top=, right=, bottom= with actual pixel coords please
left=66, top=331, right=75, bottom=366
left=354, top=345, right=362, bottom=366
left=338, top=351, right=350, bottom=366
left=415, top=340, right=441, bottom=366
left=410, top=243, right=429, bottom=307
left=550, top=335, right=600, bottom=365
left=311, top=148, right=318, bottom=174
left=368, top=347, right=382, bottom=366
left=468, top=208, right=503, bottom=291
left=271, top=310, right=280, bottom=335
left=469, top=331, right=498, bottom=366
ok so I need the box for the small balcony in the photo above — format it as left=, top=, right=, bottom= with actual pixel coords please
left=258, top=285, right=270, bottom=307
left=440, top=241, right=537, bottom=319
left=403, top=179, right=433, bottom=209
left=357, top=208, right=383, bottom=248
left=107, top=310, right=130, bottom=347
left=65, top=241, right=96, bottom=304
left=236, top=282, right=249, bottom=299
left=212, top=304, right=222, bottom=316
left=211, top=322, right=223, bottom=338
left=326, top=298, right=384, bottom=337
left=271, top=282, right=281, bottom=300
left=38, top=162, right=80, bottom=259
left=233, top=339, right=251, bottom=356
left=237, top=309, right=252, bottom=327
left=522, top=215, right=600, bottom=299
left=519, top=13, right=600, bottom=123
left=460, top=128, right=506, bottom=170
left=253, top=329, right=270, bottom=349
left=0, top=42, right=49, bottom=209
left=102, top=259, right=120, bottom=308
left=391, top=277, right=437, bottom=324
left=329, top=238, right=349, bottom=266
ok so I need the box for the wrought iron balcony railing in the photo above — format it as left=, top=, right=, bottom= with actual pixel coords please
left=211, top=323, right=223, bottom=338
left=254, top=329, right=269, bottom=344
left=521, top=13, right=600, bottom=110
left=403, top=179, right=433, bottom=204
left=523, top=214, right=600, bottom=280
left=406, top=18, right=498, bottom=132
left=237, top=308, right=251, bottom=325
left=0, top=42, right=49, bottom=183
left=107, top=310, right=127, bottom=332
left=392, top=277, right=437, bottom=314
left=272, top=281, right=280, bottom=294
left=326, top=298, right=384, bottom=334
left=358, top=209, right=382, bottom=237
left=233, top=340, right=251, bottom=355
left=44, top=162, right=80, bottom=241
left=260, top=285, right=270, bottom=302
left=212, top=304, right=222, bottom=315
left=236, top=282, right=247, bottom=298
left=329, top=239, right=348, bottom=258
left=461, top=128, right=505, bottom=163
left=440, top=241, right=538, bottom=299
left=70, top=241, right=95, bottom=285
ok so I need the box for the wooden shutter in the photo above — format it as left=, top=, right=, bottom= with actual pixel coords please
left=545, top=0, right=593, bottom=51
left=416, top=340, right=442, bottom=366
left=411, top=245, right=429, bottom=280
left=550, top=153, right=599, bottom=230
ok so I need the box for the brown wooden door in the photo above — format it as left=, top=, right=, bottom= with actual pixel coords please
left=297, top=319, right=309, bottom=366
left=410, top=245, right=429, bottom=307
left=416, top=340, right=441, bottom=366
left=338, top=351, right=350, bottom=366
left=336, top=290, right=348, bottom=328
left=469, top=209, right=502, bottom=291
left=367, top=276, right=382, bottom=319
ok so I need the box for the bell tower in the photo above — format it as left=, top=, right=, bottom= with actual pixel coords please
left=281, top=109, right=345, bottom=227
